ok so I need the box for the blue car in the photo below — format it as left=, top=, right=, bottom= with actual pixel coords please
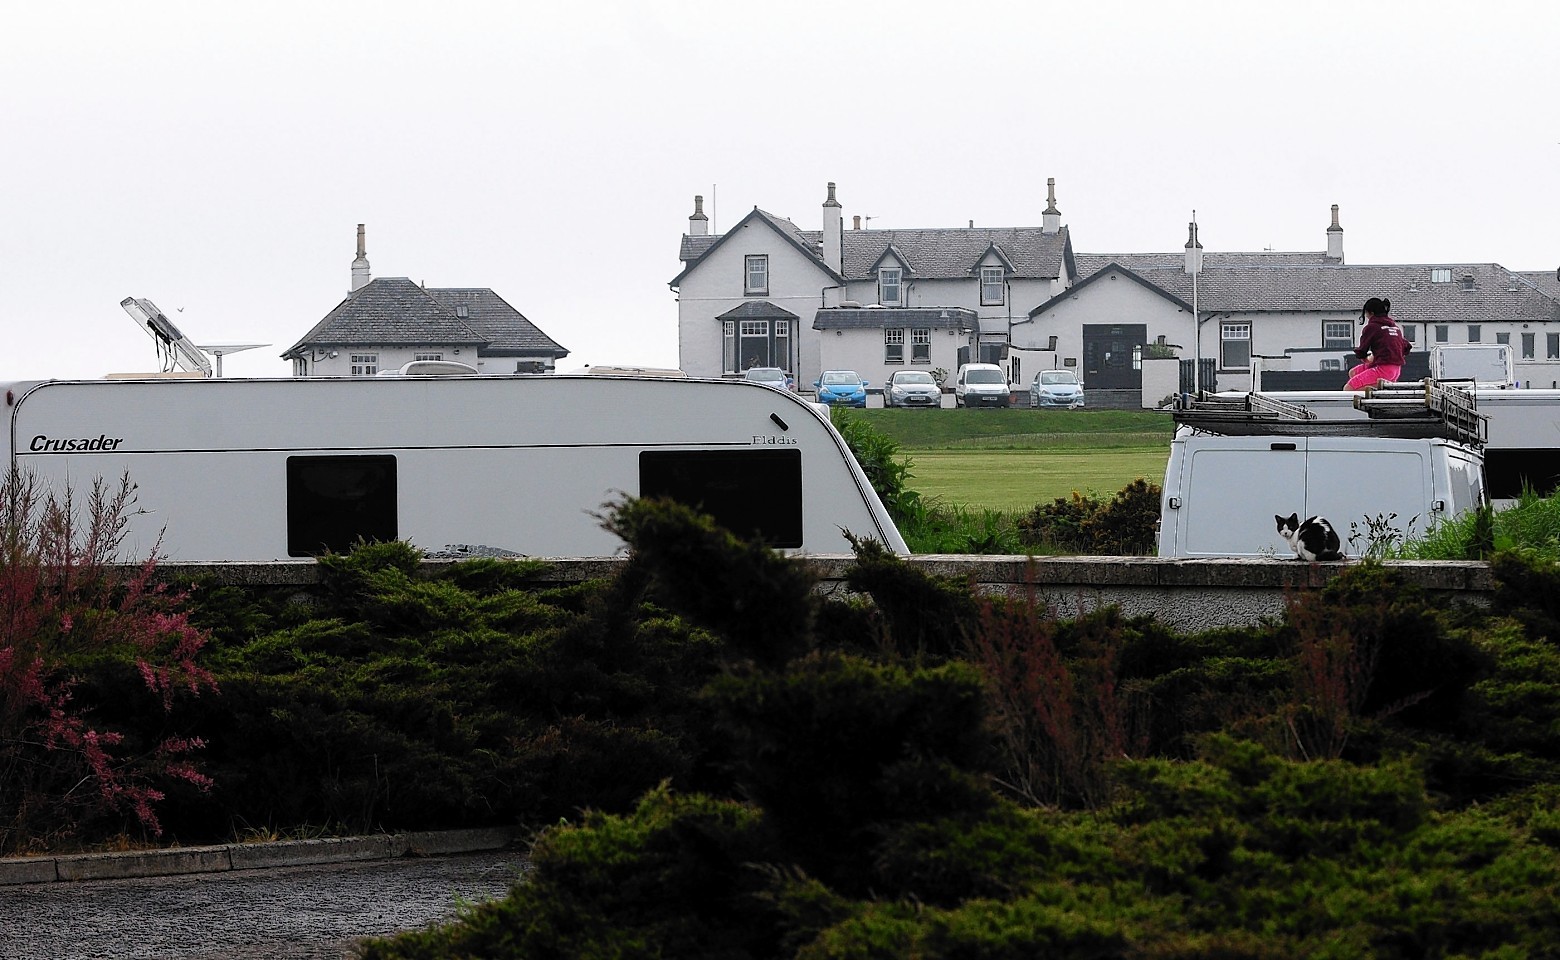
left=813, top=369, right=869, bottom=407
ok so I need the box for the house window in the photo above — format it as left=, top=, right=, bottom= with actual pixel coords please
left=739, top=320, right=770, bottom=369
left=1496, top=332, right=1511, bottom=345
left=414, top=352, right=443, bottom=361
left=1461, top=276, right=1476, bottom=291
left=745, top=255, right=769, bottom=295
left=980, top=266, right=1005, bottom=306
left=878, top=267, right=902, bottom=305
left=1220, top=323, right=1250, bottom=369
left=350, top=353, right=378, bottom=376
left=885, top=328, right=904, bottom=363
left=1548, top=333, right=1559, bottom=360
left=911, top=328, right=931, bottom=362
left=1467, top=325, right=1481, bottom=343
left=1435, top=325, right=1450, bottom=343
left=1320, top=358, right=1343, bottom=372
left=1404, top=324, right=1417, bottom=343
left=1431, top=268, right=1452, bottom=283
left=1322, top=321, right=1353, bottom=349
left=1522, top=332, right=1535, bottom=360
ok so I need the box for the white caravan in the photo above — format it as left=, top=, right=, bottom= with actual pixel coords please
left=1, top=375, right=907, bottom=562
left=1159, top=386, right=1488, bottom=559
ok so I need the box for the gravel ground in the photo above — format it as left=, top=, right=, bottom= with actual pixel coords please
left=0, top=851, right=528, bottom=960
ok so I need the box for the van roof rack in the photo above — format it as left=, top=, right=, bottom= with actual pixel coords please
left=1174, top=379, right=1486, bottom=446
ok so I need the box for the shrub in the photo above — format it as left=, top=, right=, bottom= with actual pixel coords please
left=1016, top=479, right=1162, bottom=555
left=0, top=469, right=215, bottom=853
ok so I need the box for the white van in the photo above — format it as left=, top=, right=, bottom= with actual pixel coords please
left=953, top=363, right=1012, bottom=408
left=1158, top=385, right=1487, bottom=558
left=1, top=374, right=907, bottom=561
left=1158, top=432, right=1487, bottom=558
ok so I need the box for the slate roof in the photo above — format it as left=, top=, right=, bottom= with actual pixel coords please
left=812, top=306, right=978, bottom=331
left=675, top=217, right=1073, bottom=285
left=715, top=301, right=799, bottom=321
left=284, top=277, right=568, bottom=360
left=1040, top=258, right=1560, bottom=325
left=427, top=288, right=568, bottom=358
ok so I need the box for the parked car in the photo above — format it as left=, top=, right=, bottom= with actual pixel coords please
left=1029, top=369, right=1086, bottom=408
left=884, top=370, right=942, bottom=408
left=813, top=369, right=869, bottom=407
left=743, top=366, right=795, bottom=391
left=953, top=363, right=1012, bottom=408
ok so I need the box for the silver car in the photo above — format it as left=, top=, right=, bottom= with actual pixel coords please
left=1029, top=369, right=1085, bottom=409
left=884, top=370, right=942, bottom=408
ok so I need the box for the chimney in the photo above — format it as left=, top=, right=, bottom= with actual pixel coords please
left=350, top=223, right=371, bottom=293
left=852, top=215, right=861, bottom=230
left=1042, top=177, right=1061, bottom=234
left=1184, top=221, right=1204, bottom=274
left=1326, top=204, right=1344, bottom=262
left=822, top=182, right=843, bottom=274
left=688, top=195, right=708, bottom=237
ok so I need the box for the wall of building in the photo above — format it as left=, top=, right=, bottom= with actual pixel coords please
left=297, top=345, right=471, bottom=378
left=676, top=225, right=831, bottom=385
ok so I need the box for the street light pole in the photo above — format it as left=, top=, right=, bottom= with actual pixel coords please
left=1189, top=210, right=1202, bottom=394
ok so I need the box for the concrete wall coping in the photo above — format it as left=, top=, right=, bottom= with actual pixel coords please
left=0, top=827, right=516, bottom=886
left=155, top=555, right=1495, bottom=594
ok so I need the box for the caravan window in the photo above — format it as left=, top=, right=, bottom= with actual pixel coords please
left=287, top=455, right=398, bottom=557
left=640, top=449, right=803, bottom=547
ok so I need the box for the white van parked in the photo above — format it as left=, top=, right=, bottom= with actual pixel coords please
left=953, top=363, right=1012, bottom=408
left=1, top=374, right=907, bottom=562
left=1158, top=385, right=1488, bottom=559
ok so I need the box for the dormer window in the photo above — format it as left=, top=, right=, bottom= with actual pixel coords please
left=878, top=267, right=902, bottom=306
left=455, top=305, right=469, bottom=319
left=1430, top=268, right=1452, bottom=283
left=980, top=266, right=1005, bottom=306
left=1461, top=275, right=1476, bottom=291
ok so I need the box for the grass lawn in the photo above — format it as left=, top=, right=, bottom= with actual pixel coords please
left=835, top=408, right=1174, bottom=511
left=904, top=448, right=1171, bottom=511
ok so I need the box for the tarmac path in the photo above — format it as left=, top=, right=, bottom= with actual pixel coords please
left=0, top=850, right=527, bottom=960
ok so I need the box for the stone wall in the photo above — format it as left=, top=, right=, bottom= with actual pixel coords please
left=161, top=556, right=1493, bottom=633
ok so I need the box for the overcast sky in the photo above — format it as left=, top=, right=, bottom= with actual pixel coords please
left=3, top=0, right=1557, bottom=381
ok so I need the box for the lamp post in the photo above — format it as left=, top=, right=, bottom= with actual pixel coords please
left=1189, top=211, right=1203, bottom=394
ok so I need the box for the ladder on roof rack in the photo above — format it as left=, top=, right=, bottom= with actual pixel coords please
left=1172, top=379, right=1486, bottom=445
left=1355, top=379, right=1486, bottom=446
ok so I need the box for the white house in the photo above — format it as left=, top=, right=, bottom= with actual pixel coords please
left=283, top=225, right=568, bottom=377
left=671, top=182, right=1072, bottom=392
left=675, top=185, right=1560, bottom=404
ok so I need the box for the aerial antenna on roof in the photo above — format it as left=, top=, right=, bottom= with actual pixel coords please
left=120, top=297, right=269, bottom=377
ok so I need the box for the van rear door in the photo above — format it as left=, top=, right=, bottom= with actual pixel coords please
left=1173, top=435, right=1308, bottom=557
left=1303, top=438, right=1434, bottom=546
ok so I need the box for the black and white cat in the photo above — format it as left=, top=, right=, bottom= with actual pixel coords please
left=1275, top=513, right=1344, bottom=561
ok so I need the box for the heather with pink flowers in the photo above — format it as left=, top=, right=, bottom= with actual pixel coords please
left=1, top=468, right=215, bottom=855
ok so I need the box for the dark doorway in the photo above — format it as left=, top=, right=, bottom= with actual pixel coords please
left=1083, top=324, right=1147, bottom=389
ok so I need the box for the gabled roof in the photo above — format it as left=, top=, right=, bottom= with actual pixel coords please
left=669, top=208, right=844, bottom=287
left=674, top=218, right=1072, bottom=286
left=869, top=243, right=915, bottom=276
left=716, top=300, right=799, bottom=321
left=1027, top=262, right=1194, bottom=317
left=283, top=277, right=487, bottom=358
left=284, top=277, right=569, bottom=360
left=972, top=241, right=1017, bottom=274
left=426, top=288, right=568, bottom=358
left=1044, top=258, right=1560, bottom=325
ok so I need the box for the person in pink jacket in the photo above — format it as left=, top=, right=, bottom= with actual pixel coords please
left=1344, top=297, right=1410, bottom=390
